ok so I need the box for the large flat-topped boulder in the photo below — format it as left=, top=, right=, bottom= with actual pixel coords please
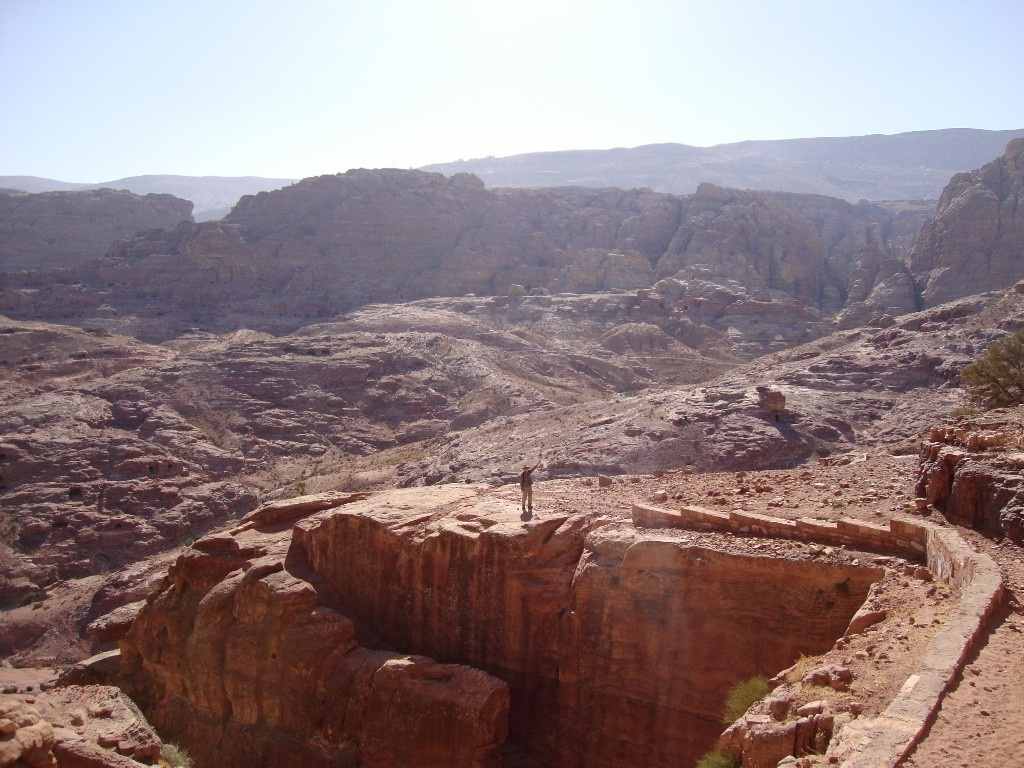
left=120, top=486, right=881, bottom=768
left=119, top=486, right=509, bottom=768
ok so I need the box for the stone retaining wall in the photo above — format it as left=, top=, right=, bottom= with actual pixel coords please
left=631, top=502, right=1004, bottom=768
left=632, top=502, right=928, bottom=557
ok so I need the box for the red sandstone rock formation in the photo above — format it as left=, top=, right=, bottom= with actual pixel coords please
left=119, top=489, right=509, bottom=768
left=119, top=487, right=879, bottom=768
left=1, top=684, right=168, bottom=768
left=916, top=407, right=1024, bottom=542
left=0, top=189, right=192, bottom=272
left=0, top=698, right=55, bottom=767
left=909, top=138, right=1024, bottom=308
left=3, top=169, right=932, bottom=339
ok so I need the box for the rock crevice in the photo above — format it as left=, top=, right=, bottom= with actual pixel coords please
left=119, top=487, right=881, bottom=768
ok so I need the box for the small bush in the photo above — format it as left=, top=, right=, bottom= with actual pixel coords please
left=19, top=591, right=41, bottom=607
left=0, top=511, right=20, bottom=544
left=722, top=674, right=769, bottom=724
left=161, top=743, right=194, bottom=768
left=961, top=329, right=1024, bottom=408
left=696, top=748, right=739, bottom=768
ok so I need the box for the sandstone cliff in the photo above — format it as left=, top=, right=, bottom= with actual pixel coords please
left=916, top=405, right=1024, bottom=543
left=909, top=138, right=1024, bottom=308
left=0, top=170, right=932, bottom=342
left=118, top=487, right=879, bottom=768
left=0, top=189, right=192, bottom=272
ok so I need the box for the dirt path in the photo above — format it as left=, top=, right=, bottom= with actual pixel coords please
left=901, top=606, right=1024, bottom=767
left=901, top=536, right=1024, bottom=768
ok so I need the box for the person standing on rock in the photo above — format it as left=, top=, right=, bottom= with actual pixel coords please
left=520, top=457, right=542, bottom=513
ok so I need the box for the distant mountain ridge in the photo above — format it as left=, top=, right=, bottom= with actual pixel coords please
left=0, top=174, right=296, bottom=221
left=3, top=129, right=1022, bottom=221
left=422, top=128, right=1024, bottom=202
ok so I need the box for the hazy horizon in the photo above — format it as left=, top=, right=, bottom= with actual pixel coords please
left=2, top=0, right=1023, bottom=182
left=2, top=127, right=1021, bottom=188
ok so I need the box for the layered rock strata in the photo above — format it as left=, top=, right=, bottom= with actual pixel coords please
left=909, top=138, right=1024, bottom=308
left=633, top=499, right=1004, bottom=768
left=0, top=683, right=166, bottom=768
left=915, top=406, right=1024, bottom=542
left=119, top=487, right=880, bottom=768
left=4, top=170, right=932, bottom=340
left=0, top=188, right=192, bottom=272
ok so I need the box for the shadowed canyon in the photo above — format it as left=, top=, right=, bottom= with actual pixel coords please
left=2, top=135, right=1024, bottom=768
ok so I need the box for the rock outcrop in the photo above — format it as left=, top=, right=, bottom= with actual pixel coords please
left=119, top=488, right=880, bottom=768
left=0, top=189, right=192, bottom=272
left=1, top=169, right=933, bottom=341
left=119, top=490, right=510, bottom=768
left=916, top=406, right=1024, bottom=542
left=909, top=138, right=1024, bottom=308
left=1, top=684, right=168, bottom=768
left=0, top=698, right=55, bottom=767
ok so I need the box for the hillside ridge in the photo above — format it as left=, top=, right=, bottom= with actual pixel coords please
left=424, top=128, right=1024, bottom=202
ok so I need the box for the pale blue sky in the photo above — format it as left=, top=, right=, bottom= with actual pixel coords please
left=2, top=0, right=1022, bottom=182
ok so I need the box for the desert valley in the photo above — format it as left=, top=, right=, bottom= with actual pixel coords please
left=2, top=131, right=1024, bottom=768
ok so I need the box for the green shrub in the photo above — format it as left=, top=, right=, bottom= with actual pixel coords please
left=722, top=674, right=769, bottom=724
left=696, top=748, right=740, bottom=768
left=961, top=329, right=1024, bottom=408
left=161, top=743, right=194, bottom=768
left=0, top=511, right=19, bottom=545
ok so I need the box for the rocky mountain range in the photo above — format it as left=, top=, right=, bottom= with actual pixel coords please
left=1, top=137, right=1024, bottom=767
left=0, top=175, right=296, bottom=222
left=6, top=140, right=1022, bottom=349
left=1, top=168, right=937, bottom=343
left=424, top=128, right=1024, bottom=202
left=0, top=188, right=192, bottom=271
left=4, top=128, right=1023, bottom=225
left=1, top=136, right=1021, bottom=604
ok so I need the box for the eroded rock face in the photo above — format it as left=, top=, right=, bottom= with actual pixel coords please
left=916, top=407, right=1024, bottom=542
left=0, top=698, right=55, bottom=768
left=120, top=488, right=879, bottom=768
left=119, top=490, right=509, bottom=768
left=1, top=685, right=168, bottom=768
left=4, top=170, right=932, bottom=340
left=0, top=386, right=256, bottom=583
left=0, top=189, right=192, bottom=272
left=543, top=534, right=878, bottom=768
left=909, top=138, right=1024, bottom=308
